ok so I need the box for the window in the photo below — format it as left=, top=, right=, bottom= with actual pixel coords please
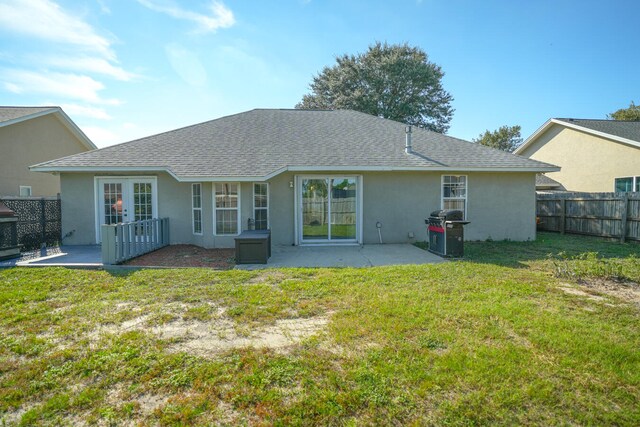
left=192, top=183, right=203, bottom=235
left=253, top=183, right=269, bottom=230
left=19, top=186, right=32, bottom=197
left=442, top=175, right=467, bottom=218
left=214, top=183, right=239, bottom=235
left=615, top=177, right=640, bottom=193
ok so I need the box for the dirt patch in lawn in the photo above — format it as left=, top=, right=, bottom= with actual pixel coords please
left=124, top=244, right=235, bottom=268
left=559, top=279, right=640, bottom=308
left=578, top=278, right=640, bottom=308
left=154, top=314, right=330, bottom=357
left=90, top=304, right=331, bottom=358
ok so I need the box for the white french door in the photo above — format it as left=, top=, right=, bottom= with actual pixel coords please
left=297, top=175, right=361, bottom=244
left=95, top=177, right=157, bottom=242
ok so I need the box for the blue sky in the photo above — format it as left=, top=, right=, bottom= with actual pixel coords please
left=0, top=0, right=638, bottom=147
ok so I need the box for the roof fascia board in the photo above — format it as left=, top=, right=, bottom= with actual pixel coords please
left=0, top=108, right=59, bottom=129
left=31, top=164, right=560, bottom=180
left=516, top=118, right=640, bottom=154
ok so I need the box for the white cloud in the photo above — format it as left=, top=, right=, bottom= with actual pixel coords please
left=61, top=103, right=112, bottom=120
left=37, top=55, right=138, bottom=81
left=137, top=0, right=235, bottom=33
left=165, top=43, right=207, bottom=86
left=1, top=69, right=120, bottom=105
left=82, top=125, right=120, bottom=147
left=97, top=0, right=111, bottom=14
left=0, top=0, right=115, bottom=60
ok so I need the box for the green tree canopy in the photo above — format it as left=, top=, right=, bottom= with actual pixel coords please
left=473, top=125, right=522, bottom=153
left=296, top=42, right=454, bottom=133
left=608, top=101, right=640, bottom=121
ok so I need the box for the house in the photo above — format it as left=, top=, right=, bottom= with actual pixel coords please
left=516, top=118, right=640, bottom=192
left=0, top=106, right=96, bottom=197
left=31, top=109, right=558, bottom=247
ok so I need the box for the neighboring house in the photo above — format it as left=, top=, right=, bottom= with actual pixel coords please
left=516, top=118, right=640, bottom=192
left=32, top=109, right=558, bottom=247
left=0, top=106, right=96, bottom=197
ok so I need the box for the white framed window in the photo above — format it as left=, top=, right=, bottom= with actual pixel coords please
left=615, top=176, right=640, bottom=193
left=192, top=183, right=203, bottom=235
left=213, top=183, right=240, bottom=235
left=441, top=175, right=467, bottom=219
left=19, top=186, right=32, bottom=197
left=253, top=183, right=269, bottom=230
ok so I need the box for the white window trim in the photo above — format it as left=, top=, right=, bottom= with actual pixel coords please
left=441, top=174, right=468, bottom=219
left=191, top=183, right=203, bottom=235
left=252, top=182, right=270, bottom=230
left=19, top=186, right=32, bottom=197
left=213, top=182, right=241, bottom=236
left=614, top=176, right=639, bottom=192
left=93, top=176, right=158, bottom=244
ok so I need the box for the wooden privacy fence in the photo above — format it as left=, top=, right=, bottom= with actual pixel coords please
left=302, top=198, right=356, bottom=225
left=101, top=218, right=170, bottom=265
left=536, top=192, right=640, bottom=242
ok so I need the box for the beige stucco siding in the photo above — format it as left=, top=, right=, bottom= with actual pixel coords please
left=60, top=170, right=536, bottom=247
left=519, top=124, right=640, bottom=192
left=0, top=114, right=90, bottom=196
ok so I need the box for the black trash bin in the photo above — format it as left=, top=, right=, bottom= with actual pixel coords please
left=426, top=210, right=469, bottom=257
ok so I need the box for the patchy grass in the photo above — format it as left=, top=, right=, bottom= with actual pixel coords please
left=0, top=233, right=639, bottom=425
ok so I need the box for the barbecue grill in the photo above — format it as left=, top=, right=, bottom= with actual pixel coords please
left=426, top=209, right=469, bottom=257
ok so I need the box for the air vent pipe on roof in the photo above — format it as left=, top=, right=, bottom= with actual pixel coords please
left=405, top=125, right=412, bottom=154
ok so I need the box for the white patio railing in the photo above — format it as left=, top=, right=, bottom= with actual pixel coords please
left=101, top=218, right=170, bottom=265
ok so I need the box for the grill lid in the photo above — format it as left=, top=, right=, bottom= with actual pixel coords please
left=429, top=209, right=464, bottom=221
left=0, top=201, right=17, bottom=218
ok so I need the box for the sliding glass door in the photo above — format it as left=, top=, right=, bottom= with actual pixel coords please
left=300, top=176, right=358, bottom=243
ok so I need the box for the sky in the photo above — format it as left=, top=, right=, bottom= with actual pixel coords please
left=0, top=0, right=639, bottom=148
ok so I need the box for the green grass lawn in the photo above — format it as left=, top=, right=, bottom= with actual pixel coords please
left=1, top=233, right=639, bottom=425
left=303, top=223, right=356, bottom=239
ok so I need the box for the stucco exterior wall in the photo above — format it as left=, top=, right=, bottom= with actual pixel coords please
left=0, top=114, right=90, bottom=196
left=519, top=124, right=640, bottom=192
left=60, top=170, right=536, bottom=247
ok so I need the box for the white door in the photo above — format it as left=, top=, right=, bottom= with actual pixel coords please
left=96, top=178, right=157, bottom=242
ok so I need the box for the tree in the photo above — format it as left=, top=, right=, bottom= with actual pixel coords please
left=608, top=101, right=640, bottom=121
left=296, top=42, right=454, bottom=133
left=473, top=125, right=522, bottom=153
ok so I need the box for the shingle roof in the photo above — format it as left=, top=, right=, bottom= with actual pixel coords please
left=33, top=109, right=557, bottom=178
left=0, top=106, right=57, bottom=125
left=555, top=118, right=640, bottom=143
left=535, top=173, right=563, bottom=189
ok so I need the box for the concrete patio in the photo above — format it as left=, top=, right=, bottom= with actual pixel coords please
left=0, top=243, right=446, bottom=269
left=0, top=245, right=102, bottom=268
left=235, top=244, right=447, bottom=270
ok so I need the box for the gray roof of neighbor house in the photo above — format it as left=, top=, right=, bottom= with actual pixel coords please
left=32, top=109, right=558, bottom=180
left=535, top=173, right=564, bottom=189
left=0, top=106, right=58, bottom=124
left=555, top=118, right=640, bottom=143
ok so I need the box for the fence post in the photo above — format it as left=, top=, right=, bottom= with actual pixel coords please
left=620, top=193, right=629, bottom=243
left=40, top=197, right=47, bottom=253
left=560, top=198, right=566, bottom=234
left=101, top=224, right=117, bottom=265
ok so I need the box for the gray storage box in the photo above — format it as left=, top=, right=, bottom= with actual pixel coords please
left=235, top=230, right=271, bottom=264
